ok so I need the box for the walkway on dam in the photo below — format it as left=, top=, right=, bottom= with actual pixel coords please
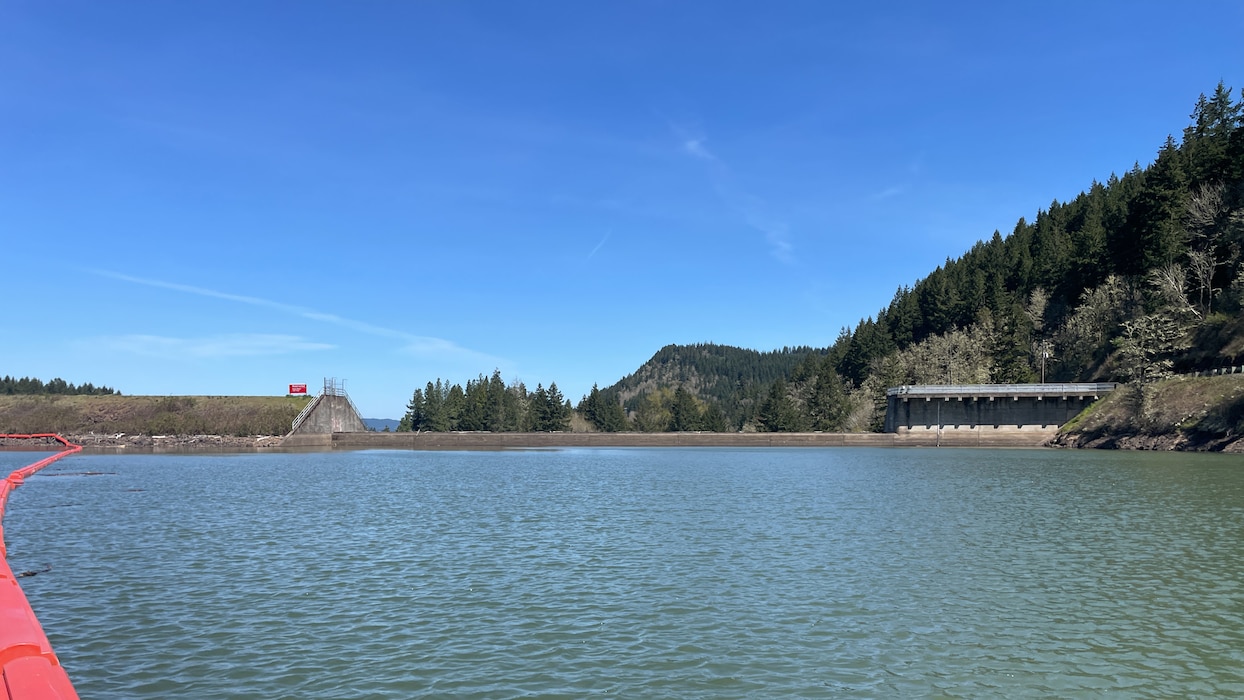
left=886, top=383, right=1117, bottom=400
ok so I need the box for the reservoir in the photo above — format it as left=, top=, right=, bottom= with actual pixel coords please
left=4, top=447, right=1243, bottom=698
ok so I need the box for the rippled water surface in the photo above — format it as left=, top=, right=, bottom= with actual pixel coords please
left=4, top=447, right=1244, bottom=698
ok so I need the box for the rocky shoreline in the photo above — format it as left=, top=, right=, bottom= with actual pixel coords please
left=77, top=434, right=287, bottom=450
left=0, top=434, right=285, bottom=451
left=4, top=430, right=1241, bottom=453
left=1050, top=431, right=1244, bottom=452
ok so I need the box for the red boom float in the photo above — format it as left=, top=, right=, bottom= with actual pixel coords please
left=0, top=435, right=82, bottom=700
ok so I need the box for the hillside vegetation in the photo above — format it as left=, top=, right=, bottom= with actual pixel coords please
left=1055, top=373, right=1244, bottom=450
left=821, top=84, right=1244, bottom=422
left=0, top=395, right=311, bottom=437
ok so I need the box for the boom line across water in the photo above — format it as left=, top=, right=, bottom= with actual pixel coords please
left=0, top=434, right=83, bottom=700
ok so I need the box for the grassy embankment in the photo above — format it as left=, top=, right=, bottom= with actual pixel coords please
left=1057, top=374, right=1244, bottom=450
left=0, top=395, right=312, bottom=437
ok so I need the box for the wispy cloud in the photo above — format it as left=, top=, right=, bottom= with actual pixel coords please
left=90, top=270, right=508, bottom=365
left=741, top=205, right=795, bottom=264
left=586, top=231, right=611, bottom=260
left=400, top=337, right=507, bottom=369
left=92, top=334, right=334, bottom=358
left=683, top=138, right=716, bottom=161
left=871, top=185, right=906, bottom=201
left=671, top=125, right=796, bottom=264
left=92, top=270, right=411, bottom=339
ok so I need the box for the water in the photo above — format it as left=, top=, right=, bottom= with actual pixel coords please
left=4, top=447, right=1244, bottom=698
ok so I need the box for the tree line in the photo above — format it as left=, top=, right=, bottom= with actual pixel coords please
left=1, top=375, right=118, bottom=396
left=398, top=370, right=572, bottom=432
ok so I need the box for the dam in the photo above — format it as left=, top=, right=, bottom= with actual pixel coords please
left=276, top=378, right=1118, bottom=450
left=884, top=383, right=1117, bottom=443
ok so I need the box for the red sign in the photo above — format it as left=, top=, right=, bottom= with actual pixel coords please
left=289, top=384, right=307, bottom=394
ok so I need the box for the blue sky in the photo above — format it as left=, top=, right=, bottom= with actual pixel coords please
left=2, top=1, right=1241, bottom=419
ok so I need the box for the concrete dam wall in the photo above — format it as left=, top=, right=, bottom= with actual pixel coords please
left=282, top=429, right=1061, bottom=451
left=884, top=383, right=1116, bottom=437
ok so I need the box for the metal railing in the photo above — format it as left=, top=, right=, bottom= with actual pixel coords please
left=290, top=393, right=323, bottom=433
left=323, top=378, right=364, bottom=425
left=1185, top=365, right=1244, bottom=378
left=887, top=383, right=1117, bottom=397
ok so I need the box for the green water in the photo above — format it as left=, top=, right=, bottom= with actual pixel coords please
left=4, top=447, right=1243, bottom=698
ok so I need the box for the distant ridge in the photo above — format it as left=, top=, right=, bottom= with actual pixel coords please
left=602, top=343, right=821, bottom=427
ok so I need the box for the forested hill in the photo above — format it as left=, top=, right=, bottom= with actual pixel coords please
left=600, top=343, right=819, bottom=428
left=585, top=83, right=1244, bottom=433
left=812, top=82, right=1244, bottom=427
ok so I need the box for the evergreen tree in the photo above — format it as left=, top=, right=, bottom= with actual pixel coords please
left=916, top=268, right=957, bottom=336
left=579, top=384, right=630, bottom=432
left=886, top=286, right=919, bottom=348
left=546, top=383, right=570, bottom=431
left=838, top=318, right=895, bottom=386
left=701, top=403, right=730, bottom=432
left=1184, top=82, right=1242, bottom=184
left=988, top=304, right=1035, bottom=383
left=485, top=370, right=509, bottom=431
left=804, top=359, right=850, bottom=431
left=457, top=375, right=488, bottom=431
left=756, top=379, right=806, bottom=432
left=669, top=386, right=702, bottom=431
left=528, top=384, right=549, bottom=430
left=400, top=387, right=426, bottom=431
left=445, top=384, right=466, bottom=430
left=1068, top=182, right=1110, bottom=293
left=1118, top=137, right=1187, bottom=275
left=1032, top=204, right=1074, bottom=292
left=422, top=380, right=450, bottom=431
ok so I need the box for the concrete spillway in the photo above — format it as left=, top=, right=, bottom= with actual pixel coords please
left=287, top=395, right=366, bottom=435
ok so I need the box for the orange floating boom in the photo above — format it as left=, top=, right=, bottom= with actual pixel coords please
left=0, top=435, right=82, bottom=700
